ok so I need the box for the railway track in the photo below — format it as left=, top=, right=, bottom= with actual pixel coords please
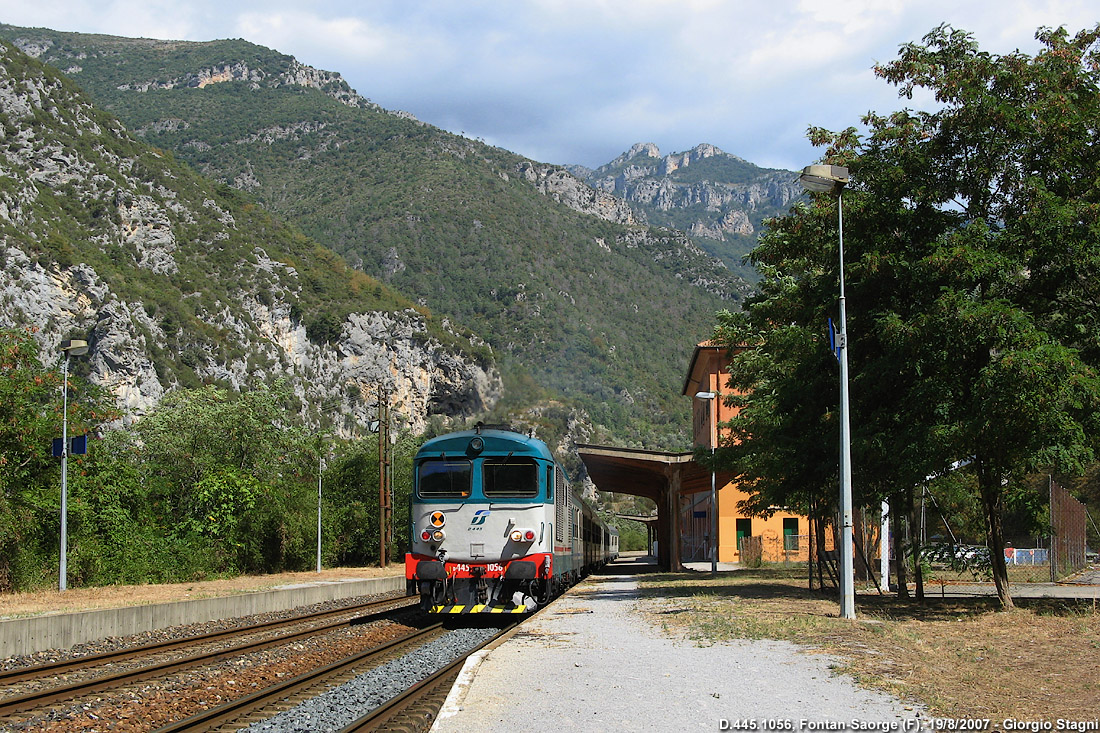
left=2, top=594, right=532, bottom=732
left=164, top=622, right=516, bottom=733
left=338, top=642, right=480, bottom=733
left=155, top=622, right=448, bottom=732
left=0, top=594, right=418, bottom=728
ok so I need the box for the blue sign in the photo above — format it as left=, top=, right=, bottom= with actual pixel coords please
left=828, top=318, right=841, bottom=363
left=52, top=435, right=88, bottom=457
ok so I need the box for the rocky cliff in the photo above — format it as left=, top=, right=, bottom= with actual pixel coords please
left=0, top=40, right=499, bottom=434
left=570, top=143, right=802, bottom=278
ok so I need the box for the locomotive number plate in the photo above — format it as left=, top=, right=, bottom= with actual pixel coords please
left=451, top=563, right=505, bottom=573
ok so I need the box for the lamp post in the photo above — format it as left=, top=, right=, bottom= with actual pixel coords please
left=58, top=338, right=88, bottom=592
left=316, top=445, right=324, bottom=573
left=800, top=163, right=856, bottom=620
left=695, top=390, right=718, bottom=574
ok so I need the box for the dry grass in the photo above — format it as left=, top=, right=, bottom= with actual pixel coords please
left=0, top=566, right=404, bottom=619
left=636, top=567, right=1100, bottom=721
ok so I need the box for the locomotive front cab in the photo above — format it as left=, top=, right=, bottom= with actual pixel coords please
left=405, top=429, right=556, bottom=614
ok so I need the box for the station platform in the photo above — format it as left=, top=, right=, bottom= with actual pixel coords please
left=431, top=556, right=925, bottom=732
left=0, top=569, right=405, bottom=658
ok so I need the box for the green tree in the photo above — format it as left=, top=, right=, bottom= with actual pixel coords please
left=132, top=382, right=314, bottom=572
left=0, top=328, right=117, bottom=590
left=323, top=431, right=419, bottom=567
left=715, top=24, right=1100, bottom=609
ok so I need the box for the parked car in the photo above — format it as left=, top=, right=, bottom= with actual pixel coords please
left=919, top=543, right=990, bottom=569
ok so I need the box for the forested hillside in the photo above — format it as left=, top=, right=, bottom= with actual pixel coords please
left=0, top=38, right=496, bottom=434
left=0, top=24, right=747, bottom=448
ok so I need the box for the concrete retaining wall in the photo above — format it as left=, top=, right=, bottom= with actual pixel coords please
left=0, top=575, right=406, bottom=658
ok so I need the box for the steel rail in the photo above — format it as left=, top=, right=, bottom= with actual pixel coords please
left=0, top=595, right=416, bottom=717
left=343, top=589, right=560, bottom=730
left=152, top=623, right=446, bottom=733
left=337, top=634, right=492, bottom=733
left=0, top=594, right=414, bottom=687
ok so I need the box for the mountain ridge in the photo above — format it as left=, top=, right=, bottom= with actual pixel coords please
left=0, top=24, right=751, bottom=447
left=569, top=141, right=802, bottom=281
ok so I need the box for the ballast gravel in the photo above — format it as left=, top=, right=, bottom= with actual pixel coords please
left=431, top=572, right=929, bottom=733
left=244, top=627, right=498, bottom=732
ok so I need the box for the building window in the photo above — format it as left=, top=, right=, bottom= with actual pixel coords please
left=783, top=518, right=800, bottom=550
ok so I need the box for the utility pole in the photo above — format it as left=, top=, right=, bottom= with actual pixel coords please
left=378, top=390, right=390, bottom=568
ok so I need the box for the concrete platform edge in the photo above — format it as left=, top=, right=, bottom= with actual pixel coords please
left=433, top=648, right=490, bottom=729
left=0, top=575, right=405, bottom=658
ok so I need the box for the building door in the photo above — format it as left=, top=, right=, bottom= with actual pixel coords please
left=735, top=518, right=752, bottom=553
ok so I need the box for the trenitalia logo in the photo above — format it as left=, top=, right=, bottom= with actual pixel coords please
left=470, top=510, right=490, bottom=526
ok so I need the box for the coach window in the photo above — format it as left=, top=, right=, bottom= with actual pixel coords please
left=483, top=457, right=539, bottom=498
left=417, top=459, right=472, bottom=499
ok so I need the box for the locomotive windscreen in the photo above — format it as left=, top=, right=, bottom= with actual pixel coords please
left=483, top=457, right=538, bottom=498
left=418, top=459, right=472, bottom=498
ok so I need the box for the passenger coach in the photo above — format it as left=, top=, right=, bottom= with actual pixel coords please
left=405, top=424, right=617, bottom=613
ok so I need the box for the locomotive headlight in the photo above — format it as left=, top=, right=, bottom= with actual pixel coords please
left=510, top=529, right=523, bottom=542
left=524, top=529, right=536, bottom=541
left=510, top=529, right=535, bottom=543
left=420, top=529, right=433, bottom=542
left=432, top=529, right=446, bottom=542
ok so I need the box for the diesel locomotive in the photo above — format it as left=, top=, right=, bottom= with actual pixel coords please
left=404, top=424, right=618, bottom=613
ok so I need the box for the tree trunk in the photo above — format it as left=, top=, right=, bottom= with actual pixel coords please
left=815, top=509, right=828, bottom=589
left=977, top=456, right=1014, bottom=609
left=906, top=487, right=925, bottom=603
left=891, top=491, right=909, bottom=599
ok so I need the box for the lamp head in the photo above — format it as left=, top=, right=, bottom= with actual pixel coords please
left=800, top=164, right=849, bottom=194
left=60, top=339, right=89, bottom=357
left=694, top=391, right=716, bottom=400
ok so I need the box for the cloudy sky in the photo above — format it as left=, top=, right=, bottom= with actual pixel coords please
left=1, top=1, right=1096, bottom=171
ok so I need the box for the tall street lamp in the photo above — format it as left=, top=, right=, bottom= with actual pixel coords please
left=59, top=338, right=89, bottom=592
left=695, top=390, right=718, bottom=574
left=800, top=163, right=856, bottom=620
left=316, top=440, right=326, bottom=574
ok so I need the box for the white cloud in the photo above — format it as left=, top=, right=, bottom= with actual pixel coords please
left=1, top=0, right=1097, bottom=170
left=233, top=10, right=406, bottom=64
left=0, top=0, right=202, bottom=40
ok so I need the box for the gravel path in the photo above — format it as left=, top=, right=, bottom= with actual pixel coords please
left=432, top=572, right=927, bottom=732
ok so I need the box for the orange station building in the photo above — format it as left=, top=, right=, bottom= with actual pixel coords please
left=577, top=342, right=809, bottom=569
left=681, top=343, right=808, bottom=564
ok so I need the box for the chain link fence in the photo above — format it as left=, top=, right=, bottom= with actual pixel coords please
left=807, top=479, right=1091, bottom=590
left=1050, top=478, right=1088, bottom=580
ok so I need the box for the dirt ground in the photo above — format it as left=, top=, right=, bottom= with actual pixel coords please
left=637, top=567, right=1100, bottom=720
left=0, top=566, right=406, bottom=619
